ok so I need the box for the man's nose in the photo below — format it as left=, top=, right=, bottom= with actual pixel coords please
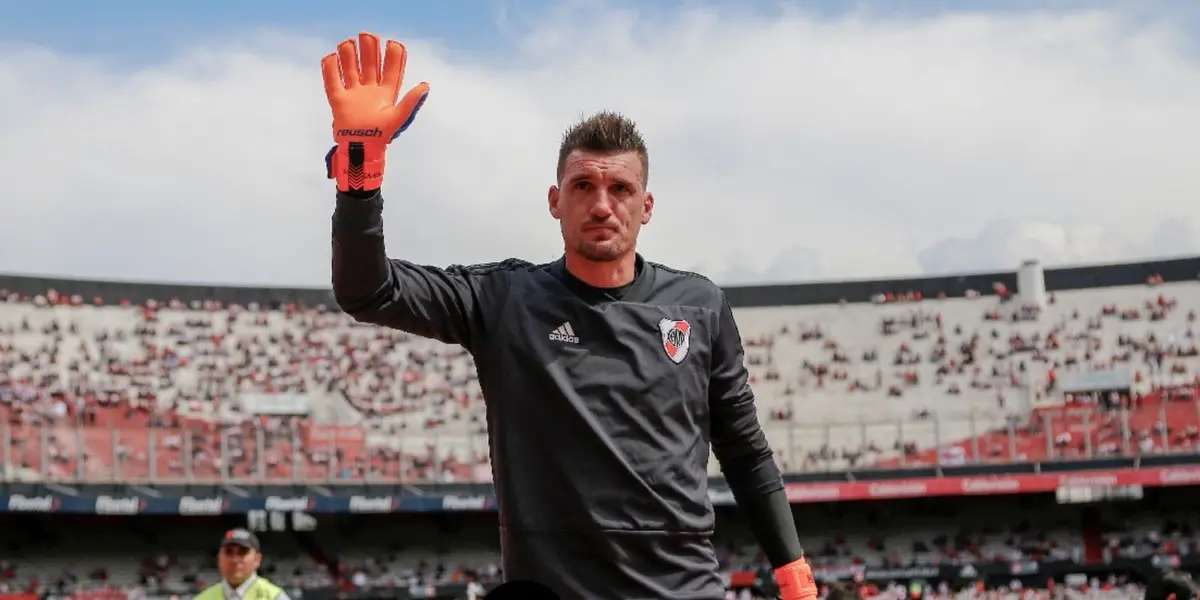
left=588, top=195, right=614, bottom=219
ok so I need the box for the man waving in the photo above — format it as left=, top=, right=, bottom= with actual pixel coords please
left=323, top=32, right=816, bottom=600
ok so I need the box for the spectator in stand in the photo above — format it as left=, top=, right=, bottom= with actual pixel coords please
left=825, top=581, right=861, bottom=600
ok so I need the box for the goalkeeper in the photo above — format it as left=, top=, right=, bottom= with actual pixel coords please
left=324, top=32, right=816, bottom=600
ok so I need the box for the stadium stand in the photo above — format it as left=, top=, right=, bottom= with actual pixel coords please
left=3, top=255, right=1200, bottom=600
left=2, top=258, right=1198, bottom=484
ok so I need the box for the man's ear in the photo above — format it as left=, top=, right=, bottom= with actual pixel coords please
left=548, top=185, right=561, bottom=220
left=641, top=192, right=654, bottom=225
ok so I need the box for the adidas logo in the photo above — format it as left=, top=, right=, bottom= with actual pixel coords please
left=548, top=322, right=580, bottom=344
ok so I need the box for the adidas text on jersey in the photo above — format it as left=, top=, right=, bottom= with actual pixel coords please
left=548, top=322, right=579, bottom=344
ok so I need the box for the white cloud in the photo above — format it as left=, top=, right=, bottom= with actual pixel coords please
left=916, top=219, right=1134, bottom=274
left=1, top=5, right=1199, bottom=286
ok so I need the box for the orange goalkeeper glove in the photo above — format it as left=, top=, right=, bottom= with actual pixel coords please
left=775, top=557, right=818, bottom=600
left=321, top=32, right=430, bottom=192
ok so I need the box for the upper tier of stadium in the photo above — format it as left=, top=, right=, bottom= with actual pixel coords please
left=2, top=255, right=1198, bottom=484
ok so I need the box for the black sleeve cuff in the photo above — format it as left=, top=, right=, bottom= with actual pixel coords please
left=737, top=487, right=805, bottom=568
left=333, top=192, right=384, bottom=232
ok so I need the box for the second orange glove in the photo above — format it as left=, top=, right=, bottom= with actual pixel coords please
left=776, top=557, right=819, bottom=600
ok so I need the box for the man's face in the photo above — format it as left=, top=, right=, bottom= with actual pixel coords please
left=218, top=544, right=261, bottom=585
left=549, top=150, right=653, bottom=264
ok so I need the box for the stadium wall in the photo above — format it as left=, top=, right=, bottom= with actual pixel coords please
left=1, top=255, right=1196, bottom=308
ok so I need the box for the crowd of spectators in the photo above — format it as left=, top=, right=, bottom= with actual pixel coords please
left=3, top=276, right=1200, bottom=484
left=743, top=280, right=1200, bottom=472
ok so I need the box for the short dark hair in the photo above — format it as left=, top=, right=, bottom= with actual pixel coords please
left=556, top=111, right=649, bottom=186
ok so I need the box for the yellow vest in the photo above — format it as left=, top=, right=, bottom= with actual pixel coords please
left=195, top=576, right=284, bottom=600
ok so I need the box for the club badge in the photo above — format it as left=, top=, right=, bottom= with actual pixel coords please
left=658, top=319, right=691, bottom=364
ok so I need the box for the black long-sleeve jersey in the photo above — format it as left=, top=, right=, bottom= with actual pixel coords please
left=331, top=192, right=787, bottom=600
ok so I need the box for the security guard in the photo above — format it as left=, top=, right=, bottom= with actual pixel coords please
left=195, top=528, right=290, bottom=600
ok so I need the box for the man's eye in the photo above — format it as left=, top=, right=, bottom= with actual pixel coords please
left=574, top=182, right=590, bottom=190
left=613, top=184, right=627, bottom=193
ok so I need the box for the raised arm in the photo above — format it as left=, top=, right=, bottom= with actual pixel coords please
left=331, top=190, right=512, bottom=349
left=322, top=33, right=513, bottom=349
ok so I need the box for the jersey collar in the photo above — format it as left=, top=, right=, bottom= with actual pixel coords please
left=550, top=254, right=654, bottom=303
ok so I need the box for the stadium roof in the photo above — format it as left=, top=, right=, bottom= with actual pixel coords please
left=1, top=254, right=1196, bottom=308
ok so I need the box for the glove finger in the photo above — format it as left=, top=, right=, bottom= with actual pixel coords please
left=337, top=38, right=361, bottom=89
left=320, top=53, right=344, bottom=101
left=390, top=82, right=429, bottom=139
left=358, top=32, right=381, bottom=86
left=380, top=40, right=409, bottom=104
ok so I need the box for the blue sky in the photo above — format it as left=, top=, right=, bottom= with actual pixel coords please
left=5, top=0, right=1195, bottom=62
left=3, top=0, right=1200, bottom=285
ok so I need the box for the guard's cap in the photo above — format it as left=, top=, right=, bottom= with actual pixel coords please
left=220, top=528, right=260, bottom=552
